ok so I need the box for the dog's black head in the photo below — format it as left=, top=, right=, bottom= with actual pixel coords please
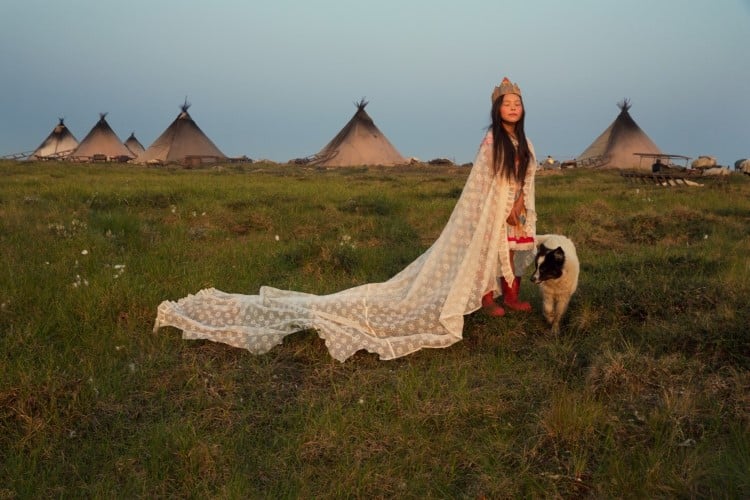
left=530, top=244, right=565, bottom=284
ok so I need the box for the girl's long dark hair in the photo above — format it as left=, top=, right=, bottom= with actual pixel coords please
left=489, top=94, right=530, bottom=181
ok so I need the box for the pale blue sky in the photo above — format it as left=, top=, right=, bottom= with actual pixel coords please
left=1, top=0, right=748, bottom=165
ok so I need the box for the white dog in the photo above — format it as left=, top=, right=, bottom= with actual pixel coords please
left=530, top=234, right=579, bottom=334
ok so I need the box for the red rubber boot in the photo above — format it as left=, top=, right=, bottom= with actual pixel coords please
left=501, top=277, right=532, bottom=312
left=482, top=292, right=505, bottom=317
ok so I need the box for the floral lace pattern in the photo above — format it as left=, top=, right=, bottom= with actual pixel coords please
left=154, top=133, right=537, bottom=361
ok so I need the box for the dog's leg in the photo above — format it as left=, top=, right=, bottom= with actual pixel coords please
left=550, top=295, right=572, bottom=335
left=542, top=292, right=555, bottom=327
left=550, top=319, right=561, bottom=335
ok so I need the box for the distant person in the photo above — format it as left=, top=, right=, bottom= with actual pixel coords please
left=652, top=158, right=663, bottom=173
left=154, top=77, right=539, bottom=362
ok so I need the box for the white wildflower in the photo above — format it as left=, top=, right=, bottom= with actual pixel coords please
left=48, top=222, right=67, bottom=237
left=703, top=234, right=708, bottom=240
left=72, top=274, right=88, bottom=287
left=170, top=205, right=177, bottom=214
left=111, top=264, right=126, bottom=279
left=339, top=234, right=356, bottom=249
left=275, top=235, right=280, bottom=241
left=81, top=249, right=88, bottom=255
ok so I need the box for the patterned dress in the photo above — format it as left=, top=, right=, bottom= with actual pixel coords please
left=507, top=135, right=535, bottom=253
left=482, top=131, right=537, bottom=263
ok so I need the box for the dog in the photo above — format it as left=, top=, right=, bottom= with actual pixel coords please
left=530, top=234, right=579, bottom=334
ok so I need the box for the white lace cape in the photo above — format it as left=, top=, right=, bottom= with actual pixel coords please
left=154, top=134, right=537, bottom=361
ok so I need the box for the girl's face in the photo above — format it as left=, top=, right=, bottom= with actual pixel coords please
left=499, top=94, right=523, bottom=126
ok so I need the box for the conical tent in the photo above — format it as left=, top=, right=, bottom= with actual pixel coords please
left=71, top=113, right=134, bottom=161
left=124, top=132, right=145, bottom=156
left=309, top=99, right=406, bottom=167
left=578, top=99, right=661, bottom=169
left=134, top=102, right=226, bottom=165
left=30, top=118, right=79, bottom=160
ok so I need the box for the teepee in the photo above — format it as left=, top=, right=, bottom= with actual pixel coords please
left=578, top=99, right=661, bottom=169
left=71, top=113, right=135, bottom=162
left=134, top=101, right=226, bottom=165
left=30, top=118, right=79, bottom=160
left=309, top=99, right=406, bottom=167
left=124, top=132, right=145, bottom=156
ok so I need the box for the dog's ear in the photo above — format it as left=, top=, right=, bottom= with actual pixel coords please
left=538, top=244, right=550, bottom=255
left=552, top=247, right=565, bottom=263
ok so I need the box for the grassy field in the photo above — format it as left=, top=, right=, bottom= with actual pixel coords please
left=1, top=160, right=748, bottom=498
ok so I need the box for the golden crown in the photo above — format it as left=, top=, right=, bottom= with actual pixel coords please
left=492, top=77, right=521, bottom=103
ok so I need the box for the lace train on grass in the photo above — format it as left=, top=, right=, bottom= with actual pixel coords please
left=154, top=134, right=536, bottom=361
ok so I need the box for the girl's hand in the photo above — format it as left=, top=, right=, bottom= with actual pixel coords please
left=506, top=191, right=524, bottom=225
left=506, top=209, right=519, bottom=226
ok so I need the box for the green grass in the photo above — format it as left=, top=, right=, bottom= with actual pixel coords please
left=1, top=161, right=748, bottom=498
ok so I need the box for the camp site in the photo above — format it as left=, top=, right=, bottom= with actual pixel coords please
left=2, top=1, right=748, bottom=495
left=2, top=101, right=749, bottom=496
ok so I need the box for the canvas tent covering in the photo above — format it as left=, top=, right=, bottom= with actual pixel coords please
left=30, top=118, right=79, bottom=160
left=578, top=99, right=661, bottom=170
left=134, top=103, right=226, bottom=165
left=71, top=113, right=134, bottom=161
left=309, top=99, right=406, bottom=167
left=124, top=132, right=145, bottom=156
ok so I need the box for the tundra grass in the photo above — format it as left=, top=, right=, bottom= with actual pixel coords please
left=1, top=161, right=748, bottom=498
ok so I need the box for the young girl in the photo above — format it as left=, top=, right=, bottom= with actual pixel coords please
left=480, top=77, right=537, bottom=316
